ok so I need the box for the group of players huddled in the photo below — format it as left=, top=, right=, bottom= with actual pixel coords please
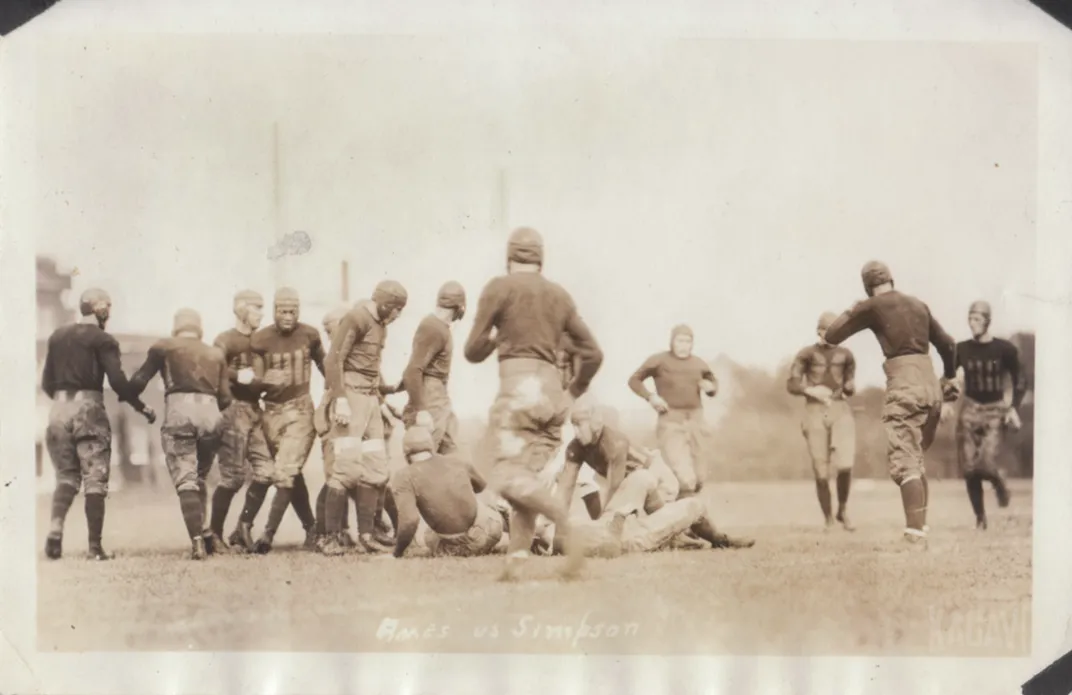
left=41, top=228, right=1026, bottom=580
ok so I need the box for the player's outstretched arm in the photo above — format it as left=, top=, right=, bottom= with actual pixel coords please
left=824, top=301, right=873, bottom=346
left=562, top=306, right=603, bottom=399
left=463, top=281, right=502, bottom=364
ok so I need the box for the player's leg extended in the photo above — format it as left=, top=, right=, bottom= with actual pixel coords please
left=976, top=403, right=1010, bottom=507
left=322, top=387, right=380, bottom=555
left=232, top=412, right=274, bottom=551
left=257, top=396, right=317, bottom=552
left=74, top=396, right=113, bottom=560
left=657, top=411, right=699, bottom=498
left=211, top=402, right=246, bottom=547
left=44, top=404, right=80, bottom=559
left=621, top=497, right=706, bottom=554
left=884, top=382, right=930, bottom=544
left=194, top=407, right=224, bottom=553
left=830, top=400, right=857, bottom=531
left=354, top=410, right=391, bottom=553
left=957, top=403, right=987, bottom=527
left=802, top=404, right=834, bottom=528
left=161, top=403, right=207, bottom=559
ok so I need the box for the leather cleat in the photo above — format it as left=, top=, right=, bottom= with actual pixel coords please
left=715, top=534, right=756, bottom=549
left=902, top=531, right=929, bottom=551
left=337, top=531, right=357, bottom=549
left=202, top=531, right=225, bottom=555
left=190, top=537, right=207, bottom=560
left=302, top=529, right=319, bottom=550
left=836, top=511, right=856, bottom=532
left=319, top=537, right=347, bottom=557
left=86, top=544, right=113, bottom=561
left=230, top=523, right=254, bottom=552
left=358, top=533, right=391, bottom=554
left=976, top=516, right=988, bottom=531
left=252, top=533, right=274, bottom=555
left=45, top=534, right=63, bottom=560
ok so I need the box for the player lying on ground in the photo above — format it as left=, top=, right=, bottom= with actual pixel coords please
left=208, top=290, right=275, bottom=553
left=824, top=261, right=959, bottom=548
left=321, top=281, right=409, bottom=556
left=464, top=226, right=603, bottom=581
left=546, top=402, right=754, bottom=556
left=129, top=309, right=231, bottom=560
left=948, top=300, right=1026, bottom=529
left=787, top=311, right=858, bottom=532
left=388, top=427, right=504, bottom=558
left=41, top=288, right=155, bottom=561
left=243, top=288, right=324, bottom=554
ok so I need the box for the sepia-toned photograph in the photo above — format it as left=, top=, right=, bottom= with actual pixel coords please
left=26, top=32, right=1038, bottom=659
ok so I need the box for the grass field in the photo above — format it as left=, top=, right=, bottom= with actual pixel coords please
left=36, top=478, right=1032, bottom=657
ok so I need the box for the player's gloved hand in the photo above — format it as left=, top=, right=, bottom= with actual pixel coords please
left=940, top=378, right=960, bottom=402
left=415, top=410, right=434, bottom=429
left=141, top=406, right=156, bottom=425
left=333, top=397, right=351, bottom=426
left=804, top=385, right=833, bottom=406
left=699, top=379, right=717, bottom=397
left=263, top=369, right=287, bottom=387
left=648, top=394, right=670, bottom=414
left=1004, top=407, right=1022, bottom=431
left=237, top=368, right=255, bottom=385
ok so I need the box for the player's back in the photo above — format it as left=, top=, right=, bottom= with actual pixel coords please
left=408, top=455, right=480, bottom=534
left=861, top=291, right=934, bottom=359
left=487, top=273, right=577, bottom=365
left=44, top=323, right=113, bottom=393
left=151, top=337, right=226, bottom=396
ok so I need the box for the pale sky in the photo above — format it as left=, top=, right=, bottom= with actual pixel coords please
left=33, top=36, right=1038, bottom=418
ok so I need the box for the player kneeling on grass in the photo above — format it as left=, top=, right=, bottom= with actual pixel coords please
left=388, top=427, right=504, bottom=558
left=544, top=402, right=754, bottom=557
left=787, top=311, right=858, bottom=532
left=129, top=309, right=231, bottom=560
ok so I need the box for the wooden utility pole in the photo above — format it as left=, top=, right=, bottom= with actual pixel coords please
left=341, top=260, right=350, bottom=302
left=271, top=121, right=284, bottom=288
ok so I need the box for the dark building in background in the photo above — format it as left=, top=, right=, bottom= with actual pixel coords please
left=35, top=256, right=168, bottom=491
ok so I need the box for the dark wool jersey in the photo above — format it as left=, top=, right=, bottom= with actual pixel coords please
left=41, top=323, right=144, bottom=408
left=825, top=290, right=957, bottom=379
left=955, top=338, right=1025, bottom=407
left=326, top=301, right=387, bottom=394
left=130, top=337, right=232, bottom=409
left=212, top=328, right=264, bottom=404
left=250, top=323, right=325, bottom=404
left=389, top=454, right=487, bottom=555
left=464, top=272, right=603, bottom=398
left=564, top=424, right=649, bottom=480
left=628, top=352, right=717, bottom=411
left=787, top=343, right=856, bottom=399
left=402, top=314, right=453, bottom=410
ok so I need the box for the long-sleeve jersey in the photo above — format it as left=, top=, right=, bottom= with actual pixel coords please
left=464, top=273, right=603, bottom=399
left=212, top=328, right=265, bottom=404
left=389, top=454, right=488, bottom=556
left=786, top=344, right=856, bottom=399
left=555, top=333, right=583, bottom=391
left=250, top=323, right=325, bottom=404
left=130, top=337, right=233, bottom=410
left=628, top=352, right=717, bottom=411
left=955, top=338, right=1025, bottom=407
left=559, top=424, right=649, bottom=515
left=325, top=300, right=388, bottom=395
left=41, top=323, right=146, bottom=409
left=824, top=290, right=957, bottom=379
left=402, top=314, right=453, bottom=411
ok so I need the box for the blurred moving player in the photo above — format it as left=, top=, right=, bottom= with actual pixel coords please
left=628, top=324, right=719, bottom=498
left=130, top=308, right=230, bottom=560
left=787, top=311, right=858, bottom=531
left=209, top=290, right=274, bottom=553
left=824, top=261, right=959, bottom=548
left=388, top=427, right=504, bottom=558
left=949, top=300, right=1025, bottom=529
left=321, top=281, right=408, bottom=556
left=245, top=288, right=324, bottom=553
left=549, top=402, right=754, bottom=556
left=41, top=288, right=155, bottom=561
left=464, top=226, right=604, bottom=581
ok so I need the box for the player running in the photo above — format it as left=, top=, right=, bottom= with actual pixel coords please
left=207, top=290, right=274, bottom=553
left=40, top=288, right=155, bottom=561
left=464, top=226, right=604, bottom=581
left=787, top=311, right=858, bottom=531
left=245, top=288, right=324, bottom=554
left=400, top=281, right=466, bottom=454
left=824, top=261, right=959, bottom=548
left=389, top=427, right=504, bottom=558
left=129, top=309, right=231, bottom=560
left=628, top=324, right=719, bottom=498
left=948, top=300, right=1026, bottom=529
left=320, top=281, right=409, bottom=556
left=550, top=402, right=754, bottom=556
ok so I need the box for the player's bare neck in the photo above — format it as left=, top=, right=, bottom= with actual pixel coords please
left=973, top=332, right=994, bottom=344
left=871, top=284, right=894, bottom=296
left=508, top=262, right=541, bottom=275
left=79, top=315, right=100, bottom=327
left=235, top=321, right=254, bottom=336
left=174, top=331, right=200, bottom=340
left=432, top=307, right=454, bottom=325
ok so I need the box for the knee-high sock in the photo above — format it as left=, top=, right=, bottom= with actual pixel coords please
left=210, top=487, right=238, bottom=537
left=263, top=487, right=293, bottom=536
left=690, top=515, right=725, bottom=546
left=178, top=490, right=204, bottom=540
left=289, top=474, right=315, bottom=530
left=325, top=486, right=349, bottom=535
left=355, top=484, right=381, bottom=537
left=315, top=485, right=328, bottom=535
left=815, top=479, right=832, bottom=519
left=836, top=471, right=852, bottom=513
left=383, top=487, right=398, bottom=531
left=900, top=478, right=927, bottom=531
left=85, top=493, right=106, bottom=546
left=50, top=483, right=78, bottom=535
left=239, top=481, right=270, bottom=525
left=966, top=474, right=986, bottom=519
